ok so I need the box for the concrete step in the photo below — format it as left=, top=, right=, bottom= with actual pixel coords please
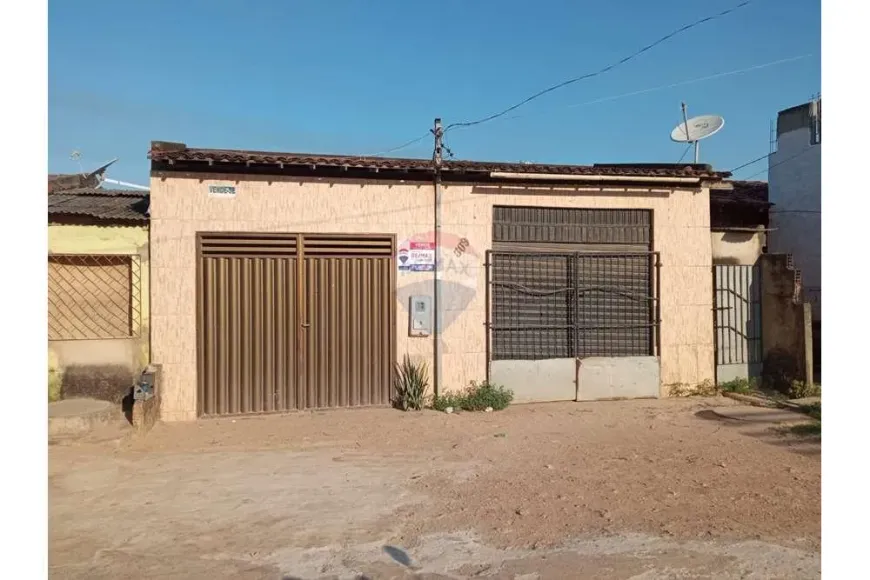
left=710, top=406, right=810, bottom=424
left=48, top=398, right=125, bottom=438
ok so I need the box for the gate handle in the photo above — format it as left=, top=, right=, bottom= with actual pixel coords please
left=301, top=323, right=311, bottom=328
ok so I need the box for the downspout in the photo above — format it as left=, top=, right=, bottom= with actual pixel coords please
left=432, top=118, right=443, bottom=398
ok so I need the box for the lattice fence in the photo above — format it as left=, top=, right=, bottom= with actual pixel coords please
left=48, top=254, right=141, bottom=340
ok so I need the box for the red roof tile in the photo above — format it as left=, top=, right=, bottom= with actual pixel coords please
left=149, top=142, right=730, bottom=180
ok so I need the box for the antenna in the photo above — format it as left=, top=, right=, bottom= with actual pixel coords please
left=69, top=150, right=85, bottom=174
left=669, top=103, right=725, bottom=164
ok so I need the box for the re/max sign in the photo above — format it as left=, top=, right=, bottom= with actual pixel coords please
left=208, top=185, right=236, bottom=197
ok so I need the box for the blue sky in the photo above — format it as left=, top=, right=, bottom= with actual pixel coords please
left=49, top=0, right=820, bottom=184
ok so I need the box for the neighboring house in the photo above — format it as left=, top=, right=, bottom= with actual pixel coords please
left=710, top=180, right=770, bottom=265
left=48, top=178, right=151, bottom=403
left=708, top=180, right=771, bottom=384
left=767, top=98, right=821, bottom=378
left=148, top=140, right=729, bottom=421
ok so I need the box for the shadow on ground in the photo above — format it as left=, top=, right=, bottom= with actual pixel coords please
left=695, top=409, right=820, bottom=456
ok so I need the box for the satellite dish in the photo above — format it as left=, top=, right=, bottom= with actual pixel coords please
left=87, top=158, right=119, bottom=180
left=669, top=103, right=724, bottom=164
left=670, top=115, right=725, bottom=143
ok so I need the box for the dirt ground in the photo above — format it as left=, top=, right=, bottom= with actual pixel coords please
left=49, top=397, right=820, bottom=579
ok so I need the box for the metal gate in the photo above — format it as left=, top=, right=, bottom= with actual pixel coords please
left=196, top=233, right=395, bottom=416
left=713, top=264, right=762, bottom=384
left=486, top=250, right=661, bottom=402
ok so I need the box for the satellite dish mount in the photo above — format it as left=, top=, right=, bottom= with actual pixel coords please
left=670, top=103, right=725, bottom=164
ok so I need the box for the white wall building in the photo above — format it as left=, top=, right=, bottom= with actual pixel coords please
left=768, top=99, right=821, bottom=321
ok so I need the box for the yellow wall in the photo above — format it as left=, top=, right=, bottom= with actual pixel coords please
left=48, top=224, right=151, bottom=389
left=151, top=174, right=716, bottom=421
left=711, top=230, right=765, bottom=266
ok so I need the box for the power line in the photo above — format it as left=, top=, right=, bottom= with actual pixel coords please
left=730, top=147, right=816, bottom=180
left=364, top=51, right=806, bottom=159
left=360, top=132, right=430, bottom=158
left=504, top=54, right=811, bottom=123
left=729, top=153, right=772, bottom=174
left=444, top=0, right=754, bottom=132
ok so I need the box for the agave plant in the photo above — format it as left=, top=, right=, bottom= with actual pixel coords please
left=393, top=354, right=429, bottom=411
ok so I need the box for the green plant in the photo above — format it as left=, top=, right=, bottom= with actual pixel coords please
left=48, top=370, right=62, bottom=403
left=789, top=422, right=821, bottom=437
left=718, top=377, right=757, bottom=395
left=48, top=352, right=62, bottom=403
left=788, top=380, right=821, bottom=399
left=666, top=380, right=718, bottom=398
left=393, top=354, right=429, bottom=411
left=431, top=392, right=465, bottom=412
left=461, top=381, right=514, bottom=411
left=432, top=381, right=514, bottom=412
left=800, top=401, right=821, bottom=421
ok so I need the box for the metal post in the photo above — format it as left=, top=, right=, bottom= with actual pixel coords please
left=681, top=102, right=696, bottom=164
left=654, top=252, right=662, bottom=358
left=484, top=251, right=491, bottom=384
left=432, top=118, right=443, bottom=398
left=694, top=141, right=700, bottom=164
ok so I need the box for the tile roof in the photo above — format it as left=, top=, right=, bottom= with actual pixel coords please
left=710, top=180, right=770, bottom=207
left=48, top=172, right=102, bottom=194
left=149, top=142, right=730, bottom=180
left=48, top=188, right=149, bottom=223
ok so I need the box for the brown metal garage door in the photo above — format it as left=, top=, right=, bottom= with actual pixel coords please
left=197, top=233, right=395, bottom=416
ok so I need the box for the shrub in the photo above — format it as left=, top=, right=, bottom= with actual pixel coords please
left=788, top=380, right=821, bottom=400
left=800, top=401, right=821, bottom=421
left=432, top=381, right=514, bottom=412
left=393, top=354, right=429, bottom=411
left=461, top=381, right=514, bottom=411
left=431, top=392, right=465, bottom=412
left=666, top=380, right=718, bottom=397
left=48, top=351, right=62, bottom=403
left=718, top=377, right=757, bottom=395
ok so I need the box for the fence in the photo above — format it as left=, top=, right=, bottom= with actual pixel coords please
left=486, top=251, right=660, bottom=363
left=48, top=254, right=142, bottom=340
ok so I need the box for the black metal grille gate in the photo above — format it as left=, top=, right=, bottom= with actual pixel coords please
left=713, top=264, right=762, bottom=371
left=486, top=251, right=661, bottom=363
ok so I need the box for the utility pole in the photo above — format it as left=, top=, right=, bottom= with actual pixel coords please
left=432, top=118, right=443, bottom=398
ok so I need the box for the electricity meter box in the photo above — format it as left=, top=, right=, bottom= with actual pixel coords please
left=408, top=295, right=432, bottom=337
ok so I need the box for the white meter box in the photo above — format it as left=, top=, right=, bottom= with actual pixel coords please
left=409, top=295, right=432, bottom=336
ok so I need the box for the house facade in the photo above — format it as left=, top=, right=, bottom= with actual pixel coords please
left=708, top=180, right=770, bottom=384
left=768, top=99, right=821, bottom=319
left=767, top=99, right=821, bottom=380
left=48, top=181, right=150, bottom=402
left=149, top=141, right=728, bottom=421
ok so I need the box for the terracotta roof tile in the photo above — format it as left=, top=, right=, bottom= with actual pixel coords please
left=149, top=142, right=730, bottom=180
left=48, top=188, right=149, bottom=223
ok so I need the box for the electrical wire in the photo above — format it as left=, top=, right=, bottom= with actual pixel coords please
left=729, top=153, right=772, bottom=174
left=741, top=147, right=815, bottom=180
left=503, top=54, right=811, bottom=123
left=366, top=52, right=806, bottom=161
left=727, top=146, right=816, bottom=180
left=361, top=52, right=806, bottom=160
left=444, top=0, right=754, bottom=132
left=676, top=145, right=692, bottom=164
left=359, top=132, right=431, bottom=158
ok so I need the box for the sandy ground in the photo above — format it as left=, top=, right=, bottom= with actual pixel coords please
left=49, top=397, right=820, bottom=579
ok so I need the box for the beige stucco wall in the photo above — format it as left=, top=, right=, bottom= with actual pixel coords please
left=150, top=174, right=714, bottom=421
left=711, top=230, right=765, bottom=266
left=48, top=223, right=151, bottom=399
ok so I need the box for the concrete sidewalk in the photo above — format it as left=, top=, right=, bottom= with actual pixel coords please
left=710, top=405, right=812, bottom=424
left=49, top=398, right=121, bottom=437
